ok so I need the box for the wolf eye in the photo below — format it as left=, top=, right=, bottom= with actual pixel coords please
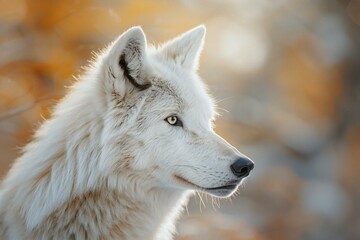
left=165, top=116, right=183, bottom=127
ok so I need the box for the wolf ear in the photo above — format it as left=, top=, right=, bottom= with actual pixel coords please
left=160, top=25, right=206, bottom=70
left=105, top=26, right=151, bottom=97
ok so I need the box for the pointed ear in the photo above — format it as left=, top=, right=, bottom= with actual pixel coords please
left=105, top=26, right=151, bottom=98
left=160, top=25, right=206, bottom=70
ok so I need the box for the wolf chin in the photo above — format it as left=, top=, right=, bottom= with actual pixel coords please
left=0, top=25, right=254, bottom=239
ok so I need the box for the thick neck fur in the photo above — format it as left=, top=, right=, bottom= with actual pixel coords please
left=0, top=74, right=190, bottom=240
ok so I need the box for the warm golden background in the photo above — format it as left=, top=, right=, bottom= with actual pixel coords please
left=1, top=0, right=359, bottom=239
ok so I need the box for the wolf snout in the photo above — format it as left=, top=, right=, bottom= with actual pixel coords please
left=230, top=157, right=254, bottom=178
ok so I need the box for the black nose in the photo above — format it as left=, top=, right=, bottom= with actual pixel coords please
left=230, top=157, right=254, bottom=178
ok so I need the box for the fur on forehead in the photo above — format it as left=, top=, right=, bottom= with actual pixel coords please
left=146, top=54, right=215, bottom=123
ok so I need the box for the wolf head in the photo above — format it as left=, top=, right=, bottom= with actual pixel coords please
left=96, top=26, right=254, bottom=197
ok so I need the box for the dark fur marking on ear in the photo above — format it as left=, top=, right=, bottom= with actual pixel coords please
left=119, top=54, right=151, bottom=91
left=108, top=67, right=116, bottom=79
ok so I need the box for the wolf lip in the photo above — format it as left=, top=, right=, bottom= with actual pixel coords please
left=174, top=174, right=238, bottom=191
left=205, top=184, right=237, bottom=191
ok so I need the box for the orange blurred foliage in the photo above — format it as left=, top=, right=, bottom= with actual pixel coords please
left=0, top=1, right=359, bottom=239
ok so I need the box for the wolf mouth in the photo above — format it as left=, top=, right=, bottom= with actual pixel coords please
left=174, top=174, right=238, bottom=191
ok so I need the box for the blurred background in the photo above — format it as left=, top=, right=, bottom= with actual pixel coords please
left=0, top=0, right=359, bottom=239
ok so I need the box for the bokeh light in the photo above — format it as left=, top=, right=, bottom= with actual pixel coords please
left=0, top=0, right=359, bottom=239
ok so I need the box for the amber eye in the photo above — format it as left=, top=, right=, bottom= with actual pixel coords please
left=165, top=116, right=183, bottom=127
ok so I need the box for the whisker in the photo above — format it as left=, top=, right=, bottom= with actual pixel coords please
left=184, top=201, right=189, bottom=216
left=196, top=192, right=203, bottom=213
left=198, top=192, right=207, bottom=211
left=214, top=96, right=235, bottom=104
left=216, top=107, right=229, bottom=113
left=211, top=196, right=216, bottom=211
left=214, top=197, right=220, bottom=209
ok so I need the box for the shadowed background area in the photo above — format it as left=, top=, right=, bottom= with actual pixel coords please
left=1, top=0, right=359, bottom=239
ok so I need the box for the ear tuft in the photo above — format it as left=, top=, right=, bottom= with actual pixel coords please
left=160, top=25, right=206, bottom=70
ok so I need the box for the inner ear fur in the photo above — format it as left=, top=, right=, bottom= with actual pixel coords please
left=106, top=27, right=151, bottom=97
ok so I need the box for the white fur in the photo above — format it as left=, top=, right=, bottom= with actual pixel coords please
left=0, top=25, right=253, bottom=239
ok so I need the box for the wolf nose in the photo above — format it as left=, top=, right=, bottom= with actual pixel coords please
left=230, top=157, right=254, bottom=178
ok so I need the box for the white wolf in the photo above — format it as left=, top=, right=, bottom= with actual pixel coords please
left=0, top=25, right=254, bottom=239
